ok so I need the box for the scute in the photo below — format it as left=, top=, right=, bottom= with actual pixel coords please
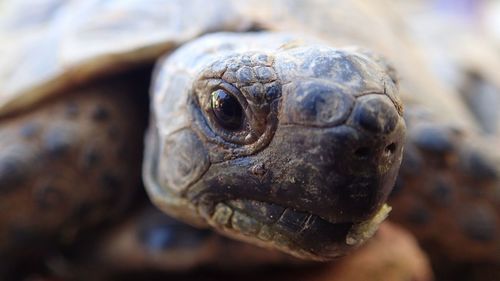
left=0, top=0, right=253, bottom=116
left=159, top=129, right=210, bottom=194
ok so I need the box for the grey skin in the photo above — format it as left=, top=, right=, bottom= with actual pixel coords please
left=144, top=33, right=405, bottom=260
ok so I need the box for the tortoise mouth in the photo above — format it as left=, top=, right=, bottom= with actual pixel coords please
left=204, top=198, right=389, bottom=260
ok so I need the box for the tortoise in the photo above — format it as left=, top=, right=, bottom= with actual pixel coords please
left=0, top=0, right=406, bottom=265
left=0, top=0, right=498, bottom=279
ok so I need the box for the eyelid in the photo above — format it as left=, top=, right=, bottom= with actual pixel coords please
left=215, top=82, right=247, bottom=109
left=199, top=81, right=256, bottom=145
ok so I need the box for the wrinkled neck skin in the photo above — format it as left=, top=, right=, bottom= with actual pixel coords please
left=143, top=32, right=405, bottom=261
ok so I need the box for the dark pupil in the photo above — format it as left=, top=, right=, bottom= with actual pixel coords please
left=210, top=89, right=243, bottom=130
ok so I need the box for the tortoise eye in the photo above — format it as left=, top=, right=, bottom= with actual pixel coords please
left=210, top=89, right=243, bottom=130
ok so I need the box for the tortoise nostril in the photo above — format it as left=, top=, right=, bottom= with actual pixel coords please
left=385, top=143, right=397, bottom=156
left=355, top=143, right=396, bottom=159
left=355, top=147, right=371, bottom=159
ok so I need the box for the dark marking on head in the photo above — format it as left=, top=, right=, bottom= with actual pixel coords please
left=265, top=83, right=281, bottom=101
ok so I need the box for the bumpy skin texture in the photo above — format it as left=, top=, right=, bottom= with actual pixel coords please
left=387, top=107, right=500, bottom=280
left=0, top=73, right=147, bottom=273
left=389, top=108, right=500, bottom=263
left=145, top=33, right=405, bottom=260
left=0, top=0, right=498, bottom=277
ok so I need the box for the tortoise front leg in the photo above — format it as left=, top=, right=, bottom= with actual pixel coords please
left=389, top=108, right=500, bottom=267
left=0, top=74, right=148, bottom=278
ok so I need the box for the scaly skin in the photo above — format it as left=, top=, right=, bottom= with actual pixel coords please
left=389, top=108, right=500, bottom=263
left=0, top=71, right=149, bottom=277
left=0, top=0, right=497, bottom=279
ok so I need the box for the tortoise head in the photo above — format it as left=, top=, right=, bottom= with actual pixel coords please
left=144, top=33, right=405, bottom=260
